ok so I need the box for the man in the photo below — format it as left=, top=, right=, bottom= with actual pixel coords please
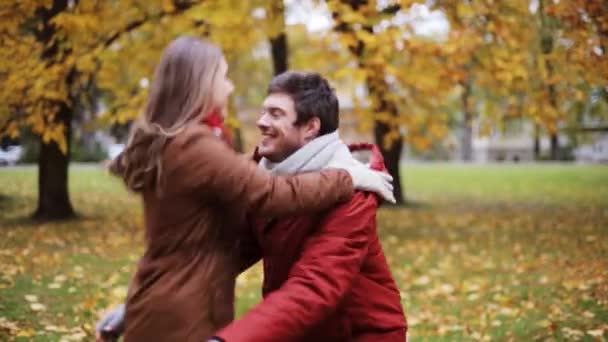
left=97, top=71, right=406, bottom=341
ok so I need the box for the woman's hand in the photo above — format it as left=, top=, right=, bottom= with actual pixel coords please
left=95, top=304, right=125, bottom=342
left=326, top=146, right=395, bottom=203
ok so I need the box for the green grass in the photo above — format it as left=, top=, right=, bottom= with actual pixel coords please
left=401, top=163, right=608, bottom=206
left=1, top=164, right=607, bottom=341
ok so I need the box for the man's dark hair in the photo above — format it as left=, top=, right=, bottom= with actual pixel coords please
left=267, top=71, right=339, bottom=136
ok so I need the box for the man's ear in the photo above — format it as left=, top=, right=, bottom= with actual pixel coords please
left=303, top=117, right=321, bottom=140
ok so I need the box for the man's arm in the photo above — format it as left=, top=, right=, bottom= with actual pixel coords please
left=215, top=192, right=377, bottom=342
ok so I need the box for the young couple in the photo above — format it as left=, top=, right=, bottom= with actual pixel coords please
left=97, top=36, right=407, bottom=341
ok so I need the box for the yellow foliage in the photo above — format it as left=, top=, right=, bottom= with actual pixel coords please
left=1, top=0, right=605, bottom=157
left=1, top=0, right=266, bottom=155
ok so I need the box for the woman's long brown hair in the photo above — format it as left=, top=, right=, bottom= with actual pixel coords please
left=109, top=37, right=224, bottom=194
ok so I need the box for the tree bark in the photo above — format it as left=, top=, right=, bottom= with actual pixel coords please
left=270, top=33, right=288, bottom=76
left=550, top=133, right=559, bottom=160
left=31, top=0, right=75, bottom=220
left=539, top=0, right=561, bottom=161
left=34, top=104, right=75, bottom=220
left=533, top=124, right=541, bottom=160
left=268, top=0, right=288, bottom=76
left=366, top=74, right=404, bottom=204
left=374, top=117, right=404, bottom=205
left=460, top=77, right=474, bottom=162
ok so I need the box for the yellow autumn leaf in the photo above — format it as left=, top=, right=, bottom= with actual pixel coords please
left=24, top=294, right=38, bottom=302
left=111, top=285, right=127, bottom=299
left=16, top=329, right=35, bottom=337
left=30, top=303, right=47, bottom=311
left=587, top=329, right=605, bottom=338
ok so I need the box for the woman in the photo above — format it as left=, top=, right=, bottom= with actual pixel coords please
left=105, top=37, right=392, bottom=341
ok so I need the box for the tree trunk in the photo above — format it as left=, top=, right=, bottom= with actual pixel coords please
left=31, top=0, right=75, bottom=220
left=533, top=124, right=540, bottom=160
left=539, top=0, right=561, bottom=161
left=369, top=77, right=405, bottom=204
left=461, top=113, right=474, bottom=162
left=270, top=33, right=288, bottom=76
left=34, top=104, right=74, bottom=220
left=461, top=78, right=474, bottom=162
left=550, top=133, right=559, bottom=160
left=268, top=0, right=288, bottom=76
left=374, top=120, right=404, bottom=205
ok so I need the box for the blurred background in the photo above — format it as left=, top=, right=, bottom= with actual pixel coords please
left=1, top=0, right=607, bottom=341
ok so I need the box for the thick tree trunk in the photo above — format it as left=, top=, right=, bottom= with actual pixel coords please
left=268, top=0, right=288, bottom=76
left=550, top=133, right=559, bottom=160
left=270, top=33, right=288, bottom=76
left=31, top=0, right=75, bottom=220
left=34, top=104, right=74, bottom=220
left=374, top=120, right=404, bottom=205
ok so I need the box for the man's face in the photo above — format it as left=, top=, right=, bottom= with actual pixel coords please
left=257, top=93, right=312, bottom=162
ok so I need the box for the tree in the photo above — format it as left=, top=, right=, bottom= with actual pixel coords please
left=507, top=0, right=608, bottom=160
left=0, top=0, right=268, bottom=220
left=329, top=0, right=457, bottom=204
left=436, top=0, right=535, bottom=161
left=435, top=0, right=607, bottom=161
left=329, top=0, right=405, bottom=204
left=542, top=0, right=608, bottom=151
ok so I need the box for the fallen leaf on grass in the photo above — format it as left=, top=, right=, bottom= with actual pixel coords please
left=24, top=294, right=38, bottom=302
left=0, top=317, right=19, bottom=334
left=45, top=324, right=68, bottom=332
left=54, top=274, right=67, bottom=282
left=111, top=285, right=127, bottom=299
left=16, top=328, right=35, bottom=337
left=583, top=311, right=595, bottom=319
left=587, top=329, right=604, bottom=337
left=30, top=303, right=46, bottom=311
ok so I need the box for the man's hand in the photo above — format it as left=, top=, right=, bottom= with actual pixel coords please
left=95, top=304, right=125, bottom=342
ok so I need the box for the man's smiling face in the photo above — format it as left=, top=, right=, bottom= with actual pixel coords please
left=256, top=93, right=310, bottom=163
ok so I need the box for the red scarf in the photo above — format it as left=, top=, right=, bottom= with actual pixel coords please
left=202, top=111, right=232, bottom=146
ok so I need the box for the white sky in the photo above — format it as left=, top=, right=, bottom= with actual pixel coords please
left=285, top=0, right=450, bottom=39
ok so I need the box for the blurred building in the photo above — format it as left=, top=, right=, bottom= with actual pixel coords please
left=573, top=134, right=608, bottom=163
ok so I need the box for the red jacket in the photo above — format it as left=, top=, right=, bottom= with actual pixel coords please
left=217, top=144, right=407, bottom=341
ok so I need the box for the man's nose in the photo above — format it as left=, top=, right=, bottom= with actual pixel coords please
left=257, top=113, right=271, bottom=130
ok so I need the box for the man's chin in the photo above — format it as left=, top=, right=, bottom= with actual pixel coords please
left=256, top=146, right=275, bottom=160
left=258, top=151, right=286, bottom=163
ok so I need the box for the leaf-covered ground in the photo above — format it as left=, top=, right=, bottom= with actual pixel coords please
left=0, top=164, right=607, bottom=341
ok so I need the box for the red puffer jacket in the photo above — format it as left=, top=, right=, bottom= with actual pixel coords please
left=217, top=143, right=407, bottom=341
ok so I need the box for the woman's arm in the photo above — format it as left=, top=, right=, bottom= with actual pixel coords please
left=171, top=127, right=354, bottom=217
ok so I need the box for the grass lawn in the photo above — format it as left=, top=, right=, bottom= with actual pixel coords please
left=1, top=164, right=607, bottom=341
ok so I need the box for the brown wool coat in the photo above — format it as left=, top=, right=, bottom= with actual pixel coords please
left=123, top=124, right=354, bottom=342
